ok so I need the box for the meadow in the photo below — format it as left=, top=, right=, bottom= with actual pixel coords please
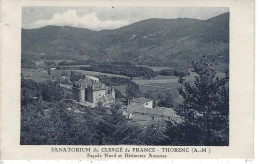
left=21, top=67, right=130, bottom=83
left=22, top=62, right=226, bottom=106
left=22, top=68, right=50, bottom=82
left=136, top=65, right=174, bottom=71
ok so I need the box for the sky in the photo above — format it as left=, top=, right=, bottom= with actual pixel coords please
left=22, top=7, right=229, bottom=31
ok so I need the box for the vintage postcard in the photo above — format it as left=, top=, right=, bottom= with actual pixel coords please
left=0, top=0, right=254, bottom=160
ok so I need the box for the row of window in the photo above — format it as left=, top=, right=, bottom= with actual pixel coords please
left=139, top=113, right=171, bottom=120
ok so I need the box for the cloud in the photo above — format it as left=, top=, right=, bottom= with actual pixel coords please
left=33, top=10, right=130, bottom=31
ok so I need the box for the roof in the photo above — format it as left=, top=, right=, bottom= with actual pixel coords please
left=61, top=76, right=69, bottom=79
left=154, top=107, right=180, bottom=117
left=73, top=79, right=92, bottom=88
left=127, top=104, right=180, bottom=117
left=131, top=97, right=152, bottom=104
left=73, top=79, right=106, bottom=90
left=85, top=75, right=99, bottom=82
left=92, top=82, right=106, bottom=91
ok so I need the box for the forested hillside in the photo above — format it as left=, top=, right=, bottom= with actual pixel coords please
left=22, top=12, right=229, bottom=71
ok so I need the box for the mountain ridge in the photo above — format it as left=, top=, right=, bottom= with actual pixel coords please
left=22, top=12, right=229, bottom=71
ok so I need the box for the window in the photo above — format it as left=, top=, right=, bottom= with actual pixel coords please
left=146, top=103, right=148, bottom=105
left=152, top=116, right=154, bottom=120
left=142, top=113, right=144, bottom=115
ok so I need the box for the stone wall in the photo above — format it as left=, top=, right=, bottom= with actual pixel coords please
left=92, top=90, right=106, bottom=104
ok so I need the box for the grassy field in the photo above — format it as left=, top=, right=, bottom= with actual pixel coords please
left=130, top=69, right=226, bottom=104
left=35, top=60, right=74, bottom=66
left=132, top=76, right=179, bottom=94
left=73, top=70, right=130, bottom=78
left=136, top=65, right=173, bottom=71
left=113, top=75, right=182, bottom=103
left=21, top=68, right=130, bottom=83
left=133, top=78, right=178, bottom=86
left=22, top=68, right=51, bottom=82
left=56, top=65, right=91, bottom=68
left=133, top=70, right=226, bottom=91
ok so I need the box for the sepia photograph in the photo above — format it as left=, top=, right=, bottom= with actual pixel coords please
left=20, top=6, right=230, bottom=146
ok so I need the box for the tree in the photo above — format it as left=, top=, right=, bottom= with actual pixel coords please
left=157, top=91, right=174, bottom=108
left=21, top=79, right=42, bottom=106
left=93, top=107, right=145, bottom=145
left=70, top=71, right=84, bottom=82
left=44, top=61, right=56, bottom=66
left=126, top=81, right=141, bottom=100
left=178, top=56, right=229, bottom=145
left=165, top=91, right=174, bottom=108
left=143, top=121, right=168, bottom=145
left=47, top=68, right=51, bottom=77
left=60, top=71, right=69, bottom=77
left=114, top=89, right=123, bottom=99
left=41, top=81, right=65, bottom=102
left=164, top=120, right=208, bottom=146
left=21, top=79, right=149, bottom=145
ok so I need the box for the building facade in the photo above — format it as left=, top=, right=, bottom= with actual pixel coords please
left=72, top=75, right=115, bottom=108
left=130, top=97, right=153, bottom=108
left=125, top=97, right=183, bottom=125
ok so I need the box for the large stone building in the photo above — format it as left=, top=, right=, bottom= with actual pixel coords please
left=72, top=75, right=115, bottom=108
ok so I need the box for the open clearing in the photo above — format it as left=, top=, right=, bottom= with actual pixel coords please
left=73, top=70, right=130, bottom=78
left=133, top=78, right=178, bottom=85
left=21, top=68, right=130, bottom=83
left=136, top=65, right=173, bottom=71
left=132, top=76, right=179, bottom=92
left=35, top=60, right=73, bottom=66
left=22, top=68, right=50, bottom=82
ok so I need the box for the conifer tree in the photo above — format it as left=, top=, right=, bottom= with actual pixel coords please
left=178, top=56, right=229, bottom=145
left=126, top=81, right=141, bottom=100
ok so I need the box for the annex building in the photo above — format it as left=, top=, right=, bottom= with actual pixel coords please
left=125, top=97, right=182, bottom=125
